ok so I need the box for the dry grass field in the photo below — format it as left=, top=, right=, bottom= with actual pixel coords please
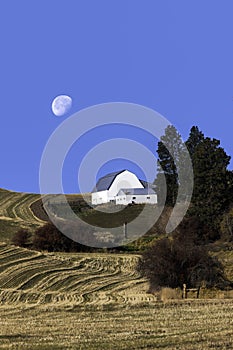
left=0, top=243, right=153, bottom=305
left=1, top=299, right=233, bottom=349
left=0, top=243, right=233, bottom=349
left=0, top=189, right=45, bottom=241
left=1, top=190, right=233, bottom=349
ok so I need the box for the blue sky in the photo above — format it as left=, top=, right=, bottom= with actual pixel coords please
left=1, top=0, right=233, bottom=193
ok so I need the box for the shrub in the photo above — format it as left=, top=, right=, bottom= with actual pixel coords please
left=137, top=221, right=230, bottom=291
left=32, top=222, right=92, bottom=252
left=12, top=229, right=31, bottom=247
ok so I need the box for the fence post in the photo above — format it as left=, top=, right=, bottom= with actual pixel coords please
left=182, top=284, right=187, bottom=299
left=182, top=284, right=201, bottom=299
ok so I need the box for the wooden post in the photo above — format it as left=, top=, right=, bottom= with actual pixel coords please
left=182, top=284, right=187, bottom=299
left=182, top=284, right=200, bottom=299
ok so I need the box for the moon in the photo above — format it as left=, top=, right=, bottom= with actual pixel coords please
left=52, top=95, right=72, bottom=116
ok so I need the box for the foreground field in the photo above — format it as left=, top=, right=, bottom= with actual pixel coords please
left=0, top=300, right=233, bottom=349
left=0, top=244, right=233, bottom=349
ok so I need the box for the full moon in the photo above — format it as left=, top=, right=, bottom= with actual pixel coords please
left=52, top=95, right=72, bottom=116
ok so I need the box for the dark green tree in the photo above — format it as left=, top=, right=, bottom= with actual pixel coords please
left=154, top=124, right=233, bottom=242
left=189, top=137, right=231, bottom=234
left=226, top=170, right=233, bottom=206
left=185, top=126, right=204, bottom=158
left=154, top=125, right=186, bottom=206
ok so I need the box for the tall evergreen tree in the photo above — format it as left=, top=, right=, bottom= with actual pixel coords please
left=155, top=125, right=185, bottom=206
left=189, top=137, right=231, bottom=233
left=185, top=126, right=204, bottom=157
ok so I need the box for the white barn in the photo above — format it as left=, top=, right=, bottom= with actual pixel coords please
left=116, top=188, right=157, bottom=205
left=91, top=170, right=157, bottom=205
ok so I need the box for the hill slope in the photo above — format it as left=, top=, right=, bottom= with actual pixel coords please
left=0, top=243, right=155, bottom=306
left=0, top=188, right=91, bottom=242
left=0, top=188, right=46, bottom=241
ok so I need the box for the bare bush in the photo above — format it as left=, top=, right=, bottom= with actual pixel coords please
left=32, top=222, right=92, bottom=252
left=137, top=219, right=231, bottom=291
left=12, top=229, right=31, bottom=247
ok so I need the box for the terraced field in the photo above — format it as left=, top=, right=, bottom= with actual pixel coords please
left=0, top=188, right=91, bottom=242
left=0, top=250, right=233, bottom=350
left=0, top=189, right=46, bottom=241
left=0, top=243, right=153, bottom=307
left=0, top=244, right=233, bottom=348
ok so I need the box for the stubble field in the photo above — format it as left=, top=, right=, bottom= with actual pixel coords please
left=1, top=300, right=233, bottom=349
left=0, top=243, right=233, bottom=349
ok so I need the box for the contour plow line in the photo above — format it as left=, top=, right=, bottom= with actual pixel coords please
left=0, top=246, right=156, bottom=306
left=0, top=189, right=47, bottom=228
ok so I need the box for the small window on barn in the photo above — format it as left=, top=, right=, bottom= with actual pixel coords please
left=132, top=196, right=136, bottom=199
left=147, top=196, right=150, bottom=199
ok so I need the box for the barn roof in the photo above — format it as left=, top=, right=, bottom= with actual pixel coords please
left=117, top=188, right=156, bottom=196
left=92, top=170, right=126, bottom=192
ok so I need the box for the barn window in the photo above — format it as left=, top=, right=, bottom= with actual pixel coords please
left=147, top=196, right=150, bottom=199
left=132, top=196, right=136, bottom=199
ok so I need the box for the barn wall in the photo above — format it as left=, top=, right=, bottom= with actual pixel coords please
left=116, top=194, right=157, bottom=205
left=91, top=190, right=109, bottom=205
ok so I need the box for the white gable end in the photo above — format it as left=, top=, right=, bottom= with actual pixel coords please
left=108, top=170, right=143, bottom=198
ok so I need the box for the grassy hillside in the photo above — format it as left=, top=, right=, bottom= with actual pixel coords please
left=0, top=186, right=168, bottom=247
left=0, top=189, right=92, bottom=243
left=0, top=188, right=46, bottom=242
